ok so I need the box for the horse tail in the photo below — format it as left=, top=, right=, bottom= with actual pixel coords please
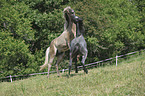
left=40, top=47, right=50, bottom=71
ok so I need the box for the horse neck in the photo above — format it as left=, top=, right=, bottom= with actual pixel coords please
left=76, top=22, right=81, bottom=37
left=67, top=22, right=76, bottom=37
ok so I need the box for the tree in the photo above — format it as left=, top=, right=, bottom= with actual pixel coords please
left=66, top=0, right=145, bottom=60
left=0, top=1, right=36, bottom=77
left=0, top=0, right=144, bottom=77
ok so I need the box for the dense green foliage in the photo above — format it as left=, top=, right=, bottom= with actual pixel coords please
left=0, top=53, right=144, bottom=95
left=0, top=0, right=145, bottom=77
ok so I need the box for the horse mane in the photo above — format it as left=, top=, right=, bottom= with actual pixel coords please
left=79, top=20, right=85, bottom=35
left=76, top=18, right=85, bottom=36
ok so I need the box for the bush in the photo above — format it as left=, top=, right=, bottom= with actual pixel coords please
left=0, top=0, right=144, bottom=77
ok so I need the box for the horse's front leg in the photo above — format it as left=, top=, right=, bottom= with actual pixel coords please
left=74, top=56, right=78, bottom=73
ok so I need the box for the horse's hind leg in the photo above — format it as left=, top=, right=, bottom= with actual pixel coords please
left=81, top=49, right=88, bottom=74
left=47, top=64, right=52, bottom=78
left=69, top=52, right=73, bottom=75
left=69, top=47, right=79, bottom=75
left=55, top=52, right=65, bottom=77
left=47, top=46, right=57, bottom=78
left=47, top=57, right=54, bottom=78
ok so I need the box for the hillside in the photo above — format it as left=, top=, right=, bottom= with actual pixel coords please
left=0, top=53, right=144, bottom=96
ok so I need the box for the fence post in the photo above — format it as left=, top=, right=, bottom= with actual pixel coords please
left=62, top=69, right=65, bottom=73
left=10, top=75, right=12, bottom=83
left=116, top=55, right=118, bottom=66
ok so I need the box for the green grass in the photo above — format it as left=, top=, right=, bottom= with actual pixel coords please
left=0, top=53, right=145, bottom=96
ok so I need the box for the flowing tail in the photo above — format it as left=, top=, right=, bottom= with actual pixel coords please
left=40, top=47, right=50, bottom=71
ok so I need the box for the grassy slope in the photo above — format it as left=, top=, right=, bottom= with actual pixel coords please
left=0, top=54, right=145, bottom=96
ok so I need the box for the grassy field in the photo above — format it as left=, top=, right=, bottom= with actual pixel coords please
left=0, top=53, right=145, bottom=96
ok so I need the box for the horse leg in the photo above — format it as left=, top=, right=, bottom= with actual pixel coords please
left=74, top=56, right=78, bottom=73
left=81, top=49, right=88, bottom=74
left=48, top=53, right=57, bottom=78
left=69, top=52, right=73, bottom=75
left=47, top=64, right=51, bottom=78
left=47, top=46, right=57, bottom=78
left=69, top=46, right=79, bottom=75
left=55, top=52, right=65, bottom=77
left=47, top=57, right=54, bottom=78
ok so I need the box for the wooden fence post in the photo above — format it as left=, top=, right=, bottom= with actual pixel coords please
left=116, top=55, right=118, bottom=66
left=62, top=69, right=64, bottom=73
left=10, top=75, right=12, bottom=83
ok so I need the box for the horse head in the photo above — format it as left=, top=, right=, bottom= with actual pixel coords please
left=63, top=6, right=76, bottom=30
left=72, top=16, right=85, bottom=36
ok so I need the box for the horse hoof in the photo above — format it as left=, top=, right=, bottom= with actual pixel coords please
left=67, top=75, right=70, bottom=78
left=86, top=70, right=88, bottom=74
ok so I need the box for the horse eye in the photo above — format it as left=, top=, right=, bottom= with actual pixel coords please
left=71, top=10, right=74, bottom=14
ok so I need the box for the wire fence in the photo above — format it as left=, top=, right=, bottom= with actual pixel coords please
left=0, top=49, right=145, bottom=82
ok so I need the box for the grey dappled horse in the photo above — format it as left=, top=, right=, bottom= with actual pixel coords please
left=40, top=7, right=77, bottom=78
left=69, top=16, right=88, bottom=75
